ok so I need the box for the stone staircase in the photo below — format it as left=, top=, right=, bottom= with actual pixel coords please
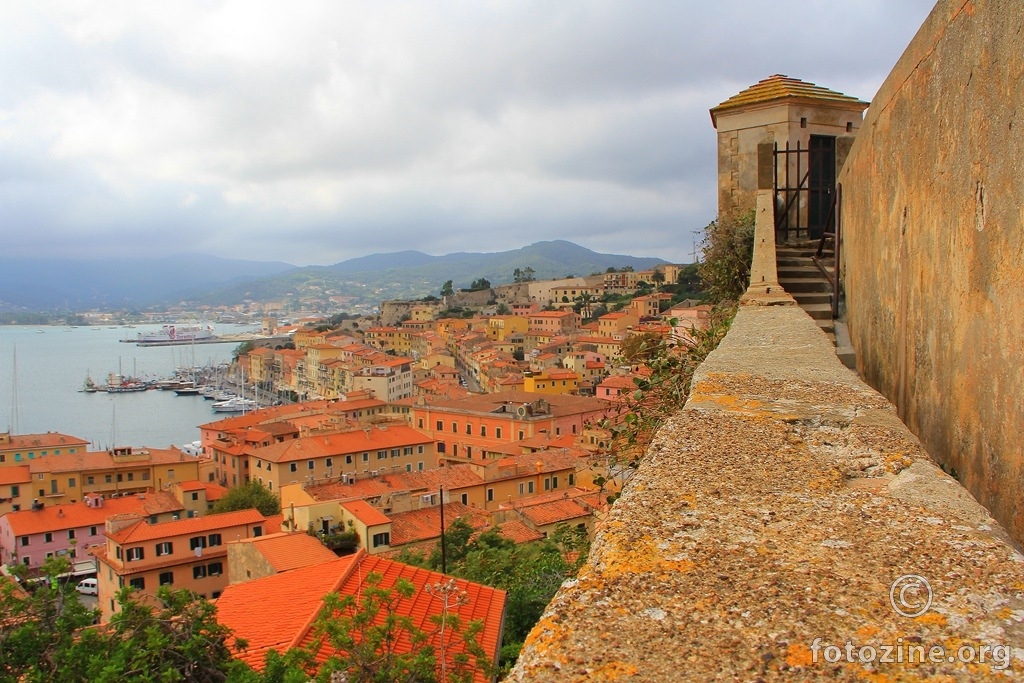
left=776, top=241, right=856, bottom=368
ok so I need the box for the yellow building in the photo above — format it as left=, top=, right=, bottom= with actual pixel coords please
left=524, top=369, right=580, bottom=395
left=94, top=509, right=267, bottom=621
left=487, top=315, right=529, bottom=342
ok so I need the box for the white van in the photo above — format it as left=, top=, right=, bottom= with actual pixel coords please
left=76, top=578, right=98, bottom=595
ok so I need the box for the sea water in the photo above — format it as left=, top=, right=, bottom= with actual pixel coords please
left=0, top=325, right=248, bottom=450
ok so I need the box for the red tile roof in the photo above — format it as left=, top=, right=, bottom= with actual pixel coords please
left=388, top=503, right=488, bottom=547
left=710, top=74, right=868, bottom=125
left=109, top=509, right=265, bottom=544
left=177, top=480, right=206, bottom=492
left=496, top=519, right=544, bottom=544
left=518, top=498, right=591, bottom=527
left=26, top=447, right=202, bottom=474
left=0, top=432, right=90, bottom=451
left=251, top=426, right=430, bottom=465
left=203, top=483, right=229, bottom=502
left=218, top=551, right=506, bottom=680
left=340, top=499, right=391, bottom=527
left=232, top=532, right=339, bottom=573
left=0, top=465, right=30, bottom=485
left=2, top=492, right=184, bottom=536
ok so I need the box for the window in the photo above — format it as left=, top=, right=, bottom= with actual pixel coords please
left=19, top=536, right=28, bottom=547
left=569, top=473, right=575, bottom=486
left=346, top=455, right=353, bottom=464
left=67, top=529, right=75, bottom=540
left=418, top=461, right=424, bottom=471
left=105, top=475, right=112, bottom=484
left=149, top=515, right=158, bottom=525
left=129, top=577, right=145, bottom=590
left=461, top=493, right=468, bottom=504
left=480, top=425, right=486, bottom=437
left=417, top=445, right=424, bottom=454
left=159, top=571, right=174, bottom=586
left=418, top=418, right=424, bottom=428
left=519, top=483, right=525, bottom=495
left=372, top=532, right=390, bottom=548
left=528, top=481, right=535, bottom=494
left=127, top=473, right=134, bottom=481
left=486, top=488, right=494, bottom=502
left=496, top=428, right=502, bottom=439
left=193, top=565, right=207, bottom=579
left=190, top=536, right=207, bottom=550
left=117, top=474, right=123, bottom=482
left=290, top=463, right=297, bottom=472
left=44, top=533, right=53, bottom=543
left=126, top=547, right=144, bottom=561
left=552, top=476, right=558, bottom=489
left=403, top=447, right=412, bottom=456
left=326, top=458, right=332, bottom=467
left=518, top=430, right=524, bottom=440
left=437, top=442, right=446, bottom=453
left=167, top=469, right=174, bottom=480
left=377, top=450, right=386, bottom=460
left=362, top=453, right=369, bottom=462
left=406, top=464, right=412, bottom=472
left=10, top=485, right=18, bottom=497
left=391, top=449, right=399, bottom=458
left=466, top=447, right=472, bottom=459
left=116, top=547, right=122, bottom=560
left=86, top=477, right=94, bottom=485
left=68, top=477, right=76, bottom=488
left=544, top=478, right=551, bottom=491
left=90, top=526, right=97, bottom=536
left=191, top=492, right=199, bottom=501
left=208, top=534, right=222, bottom=547
left=207, top=562, right=223, bottom=576
left=451, top=422, right=457, bottom=432
left=156, top=542, right=173, bottom=556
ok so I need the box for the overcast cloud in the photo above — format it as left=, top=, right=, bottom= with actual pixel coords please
left=0, top=1, right=935, bottom=266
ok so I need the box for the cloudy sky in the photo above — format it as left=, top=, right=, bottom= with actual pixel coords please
left=1, top=1, right=935, bottom=266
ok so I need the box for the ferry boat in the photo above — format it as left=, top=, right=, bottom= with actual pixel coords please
left=136, top=324, right=215, bottom=345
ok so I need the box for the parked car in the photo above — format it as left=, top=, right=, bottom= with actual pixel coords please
left=76, top=578, right=98, bottom=595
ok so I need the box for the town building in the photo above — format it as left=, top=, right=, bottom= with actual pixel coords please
left=94, top=508, right=268, bottom=621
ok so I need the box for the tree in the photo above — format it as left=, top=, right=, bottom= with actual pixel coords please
left=698, top=210, right=756, bottom=303
left=0, top=557, right=242, bottom=683
left=0, top=557, right=97, bottom=682
left=512, top=267, right=535, bottom=283
left=651, top=269, right=666, bottom=292
left=468, top=278, right=491, bottom=292
left=305, top=572, right=491, bottom=683
left=233, top=340, right=257, bottom=362
left=212, top=480, right=282, bottom=516
left=495, top=303, right=511, bottom=315
left=440, top=280, right=454, bottom=297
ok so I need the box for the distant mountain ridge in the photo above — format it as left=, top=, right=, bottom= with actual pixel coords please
left=198, top=240, right=668, bottom=310
left=0, top=241, right=668, bottom=313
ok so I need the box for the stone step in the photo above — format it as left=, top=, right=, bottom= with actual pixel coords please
left=777, top=279, right=832, bottom=293
left=816, top=318, right=836, bottom=335
left=792, top=292, right=831, bottom=306
left=800, top=303, right=833, bottom=320
left=778, top=266, right=827, bottom=278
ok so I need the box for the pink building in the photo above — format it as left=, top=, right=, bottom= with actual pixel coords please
left=0, top=491, right=183, bottom=570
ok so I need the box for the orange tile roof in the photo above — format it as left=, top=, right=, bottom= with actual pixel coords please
left=217, top=556, right=358, bottom=668
left=232, top=532, right=339, bottom=572
left=0, top=465, right=30, bottom=485
left=305, top=465, right=485, bottom=504
left=340, top=499, right=391, bottom=527
left=177, top=480, right=206, bottom=492
left=26, top=447, right=201, bottom=474
left=388, top=503, right=488, bottom=547
left=497, top=519, right=544, bottom=544
left=109, top=508, right=265, bottom=544
left=518, top=498, right=591, bottom=527
left=0, top=432, right=90, bottom=451
left=710, top=74, right=868, bottom=125
left=2, top=492, right=184, bottom=536
left=252, top=426, right=430, bottom=465
left=203, top=482, right=229, bottom=501
left=218, top=551, right=506, bottom=679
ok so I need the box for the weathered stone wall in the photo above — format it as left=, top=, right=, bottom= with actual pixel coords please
left=840, top=0, right=1024, bottom=544
left=509, top=191, right=1024, bottom=680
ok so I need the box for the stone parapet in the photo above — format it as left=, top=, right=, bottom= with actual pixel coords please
left=508, top=191, right=1024, bottom=681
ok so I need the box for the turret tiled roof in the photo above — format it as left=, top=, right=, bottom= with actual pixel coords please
left=710, top=74, right=868, bottom=126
